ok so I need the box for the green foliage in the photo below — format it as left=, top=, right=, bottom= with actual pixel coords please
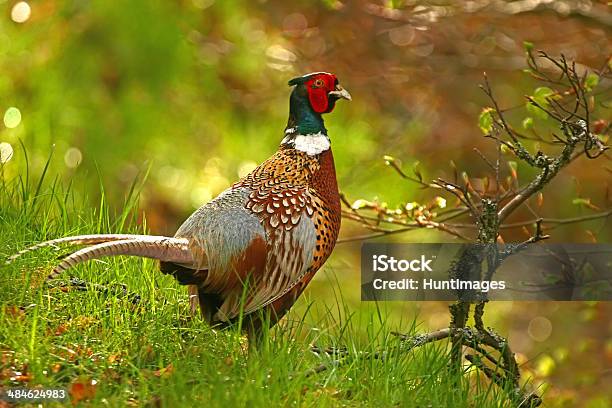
left=412, top=160, right=423, bottom=182
left=522, top=117, right=534, bottom=130
left=526, top=87, right=554, bottom=120
left=584, top=73, right=599, bottom=92
left=478, top=108, right=494, bottom=134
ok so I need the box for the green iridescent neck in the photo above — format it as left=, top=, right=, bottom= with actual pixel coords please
left=286, top=87, right=327, bottom=135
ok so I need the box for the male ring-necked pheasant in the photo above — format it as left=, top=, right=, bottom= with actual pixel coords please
left=9, top=72, right=351, bottom=343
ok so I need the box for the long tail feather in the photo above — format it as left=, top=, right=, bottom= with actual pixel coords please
left=47, top=237, right=193, bottom=280
left=6, top=234, right=172, bottom=265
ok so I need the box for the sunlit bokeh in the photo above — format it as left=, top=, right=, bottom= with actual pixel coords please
left=3, top=107, right=22, bottom=129
left=528, top=316, right=553, bottom=342
left=434, top=196, right=447, bottom=209
left=190, top=186, right=213, bottom=208
left=266, top=44, right=296, bottom=71
left=10, top=1, right=31, bottom=24
left=237, top=160, right=258, bottom=178
left=191, top=0, right=215, bottom=10
left=157, top=165, right=188, bottom=191
left=64, top=147, right=83, bottom=168
left=389, top=25, right=415, bottom=47
left=0, top=142, right=14, bottom=164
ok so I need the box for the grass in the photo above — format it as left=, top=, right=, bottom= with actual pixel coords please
left=0, top=153, right=517, bottom=407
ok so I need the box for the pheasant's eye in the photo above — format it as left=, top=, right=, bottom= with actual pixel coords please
left=313, top=79, right=325, bottom=88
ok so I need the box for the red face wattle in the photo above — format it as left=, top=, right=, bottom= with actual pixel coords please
left=305, top=74, right=338, bottom=114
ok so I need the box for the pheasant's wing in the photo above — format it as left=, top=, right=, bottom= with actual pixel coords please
left=170, top=187, right=269, bottom=316
left=173, top=146, right=332, bottom=322
left=222, top=149, right=324, bottom=317
left=232, top=185, right=317, bottom=319
left=170, top=184, right=318, bottom=322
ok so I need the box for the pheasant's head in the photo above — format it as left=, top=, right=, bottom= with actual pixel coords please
left=288, top=72, right=351, bottom=114
left=286, top=72, right=350, bottom=137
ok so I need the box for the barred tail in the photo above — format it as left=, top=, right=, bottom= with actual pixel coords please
left=47, top=237, right=193, bottom=280
left=6, top=234, right=171, bottom=265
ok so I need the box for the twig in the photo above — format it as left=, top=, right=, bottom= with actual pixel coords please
left=391, top=328, right=451, bottom=350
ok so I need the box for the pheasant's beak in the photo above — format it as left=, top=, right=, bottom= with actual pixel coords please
left=329, top=84, right=352, bottom=101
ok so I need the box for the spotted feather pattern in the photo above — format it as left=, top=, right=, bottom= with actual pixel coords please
left=236, top=147, right=319, bottom=231
left=234, top=145, right=340, bottom=269
left=230, top=145, right=341, bottom=318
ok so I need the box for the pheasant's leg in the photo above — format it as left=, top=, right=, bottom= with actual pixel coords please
left=193, top=288, right=223, bottom=324
left=246, top=317, right=264, bottom=352
left=188, top=285, right=199, bottom=315
left=245, top=308, right=280, bottom=352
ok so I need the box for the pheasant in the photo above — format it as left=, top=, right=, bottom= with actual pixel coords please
left=8, top=72, right=351, bottom=343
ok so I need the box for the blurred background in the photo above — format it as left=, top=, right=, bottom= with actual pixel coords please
left=0, top=0, right=610, bottom=406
